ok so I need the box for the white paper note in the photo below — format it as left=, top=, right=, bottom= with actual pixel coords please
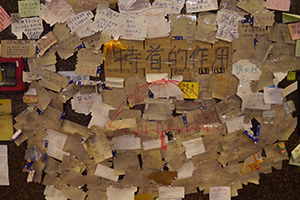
left=263, top=87, right=284, bottom=104
left=95, top=164, right=119, bottom=182
left=209, top=186, right=231, bottom=200
left=186, top=0, right=218, bottom=13
left=182, top=137, right=206, bottom=159
left=159, top=186, right=185, bottom=199
left=111, top=135, right=141, bottom=150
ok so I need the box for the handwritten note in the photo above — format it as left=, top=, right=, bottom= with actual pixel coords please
left=67, top=11, right=94, bottom=32
left=144, top=8, right=171, bottom=38
left=36, top=31, right=57, bottom=56
left=232, top=59, right=262, bottom=84
left=253, top=11, right=275, bottom=27
left=288, top=22, right=300, bottom=40
left=41, top=0, right=72, bottom=26
left=216, top=9, right=244, bottom=42
left=209, top=186, right=231, bottom=200
left=1, top=40, right=35, bottom=58
left=245, top=93, right=271, bottom=110
left=152, top=0, right=185, bottom=14
left=238, top=23, right=269, bottom=39
left=12, top=17, right=43, bottom=39
left=266, top=0, right=290, bottom=12
left=93, top=9, right=123, bottom=38
left=18, top=0, right=41, bottom=18
left=121, top=15, right=147, bottom=40
left=0, top=6, right=12, bottom=31
left=186, top=0, right=218, bottom=13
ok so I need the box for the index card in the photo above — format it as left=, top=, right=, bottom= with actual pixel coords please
left=0, top=6, right=13, bottom=31
left=209, top=186, right=231, bottom=200
left=159, top=186, right=185, bottom=199
left=95, top=164, right=119, bottom=182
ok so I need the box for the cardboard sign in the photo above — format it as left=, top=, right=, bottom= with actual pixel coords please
left=105, top=39, right=232, bottom=80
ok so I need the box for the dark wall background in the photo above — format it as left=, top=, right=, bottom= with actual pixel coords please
left=1, top=1, right=300, bottom=200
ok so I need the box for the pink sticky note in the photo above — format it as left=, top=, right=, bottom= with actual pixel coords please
left=288, top=22, right=300, bottom=40
left=266, top=0, right=290, bottom=11
left=0, top=6, right=13, bottom=31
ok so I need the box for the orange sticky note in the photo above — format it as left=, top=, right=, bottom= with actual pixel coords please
left=288, top=22, right=300, bottom=40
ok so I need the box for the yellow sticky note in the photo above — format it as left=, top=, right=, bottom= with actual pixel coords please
left=0, top=99, right=13, bottom=141
left=296, top=40, right=300, bottom=57
left=135, top=193, right=154, bottom=200
left=287, top=71, right=296, bottom=81
left=178, top=82, right=199, bottom=99
left=282, top=13, right=300, bottom=23
left=18, top=0, right=41, bottom=18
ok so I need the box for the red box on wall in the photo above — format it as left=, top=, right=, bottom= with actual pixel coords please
left=0, top=58, right=25, bottom=91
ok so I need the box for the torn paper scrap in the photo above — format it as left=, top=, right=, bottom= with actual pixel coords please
left=41, top=0, right=72, bottom=26
left=0, top=145, right=9, bottom=185
left=36, top=32, right=57, bottom=56
left=12, top=17, right=43, bottom=39
left=182, top=137, right=206, bottom=159
left=237, top=0, right=266, bottom=13
left=95, top=164, right=118, bottom=182
left=0, top=6, right=13, bottom=31
left=144, top=8, right=171, bottom=38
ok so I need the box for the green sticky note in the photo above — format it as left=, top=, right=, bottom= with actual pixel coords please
left=287, top=71, right=296, bottom=81
left=282, top=13, right=300, bottom=23
left=18, top=0, right=41, bottom=18
left=296, top=40, right=300, bottom=57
